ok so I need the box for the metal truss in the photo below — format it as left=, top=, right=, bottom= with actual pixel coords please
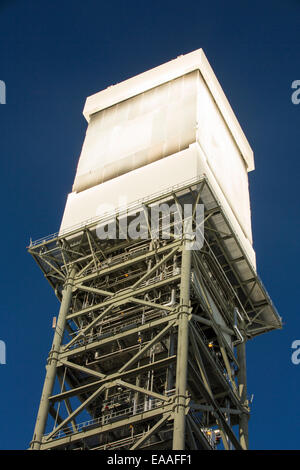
left=28, top=176, right=282, bottom=450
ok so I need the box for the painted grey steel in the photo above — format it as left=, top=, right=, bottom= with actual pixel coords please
left=172, top=235, right=192, bottom=449
left=28, top=177, right=281, bottom=450
left=31, top=267, right=76, bottom=450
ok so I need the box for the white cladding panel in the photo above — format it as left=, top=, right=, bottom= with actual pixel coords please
left=71, top=67, right=252, bottom=243
left=197, top=74, right=252, bottom=242
left=73, top=71, right=198, bottom=193
left=62, top=146, right=200, bottom=230
left=60, top=49, right=256, bottom=266
left=59, top=145, right=256, bottom=269
left=83, top=49, right=254, bottom=173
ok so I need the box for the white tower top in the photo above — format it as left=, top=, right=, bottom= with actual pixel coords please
left=60, top=48, right=256, bottom=268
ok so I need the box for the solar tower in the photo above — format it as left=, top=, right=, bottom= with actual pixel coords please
left=28, top=49, right=282, bottom=450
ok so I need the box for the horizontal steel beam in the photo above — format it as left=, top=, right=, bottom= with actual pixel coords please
left=52, top=355, right=177, bottom=403
left=67, top=274, right=181, bottom=322
left=40, top=403, right=174, bottom=450
left=73, top=240, right=182, bottom=285
left=59, top=313, right=178, bottom=360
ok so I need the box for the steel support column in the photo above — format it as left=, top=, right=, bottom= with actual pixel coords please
left=172, top=242, right=192, bottom=450
left=30, top=267, right=76, bottom=450
left=27, top=176, right=281, bottom=450
left=236, top=340, right=249, bottom=449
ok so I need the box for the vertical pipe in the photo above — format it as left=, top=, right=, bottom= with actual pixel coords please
left=30, top=267, right=76, bottom=450
left=172, top=242, right=191, bottom=450
left=166, top=331, right=175, bottom=392
left=133, top=372, right=140, bottom=415
left=236, top=341, right=249, bottom=449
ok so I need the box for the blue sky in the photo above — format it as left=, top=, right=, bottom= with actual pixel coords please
left=0, top=0, right=299, bottom=450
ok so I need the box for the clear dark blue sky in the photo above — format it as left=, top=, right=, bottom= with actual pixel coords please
left=0, top=0, right=299, bottom=450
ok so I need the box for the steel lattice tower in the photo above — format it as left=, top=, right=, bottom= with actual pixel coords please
left=28, top=50, right=282, bottom=451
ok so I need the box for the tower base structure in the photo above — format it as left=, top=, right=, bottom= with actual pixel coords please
left=28, top=177, right=281, bottom=450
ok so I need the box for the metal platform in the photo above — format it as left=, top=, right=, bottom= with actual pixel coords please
left=28, top=176, right=282, bottom=450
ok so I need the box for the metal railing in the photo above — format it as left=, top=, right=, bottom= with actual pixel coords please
left=94, top=432, right=145, bottom=450
left=67, top=304, right=172, bottom=350
left=47, top=396, right=170, bottom=440
left=190, top=410, right=217, bottom=449
left=192, top=320, right=234, bottom=388
left=29, top=175, right=205, bottom=247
